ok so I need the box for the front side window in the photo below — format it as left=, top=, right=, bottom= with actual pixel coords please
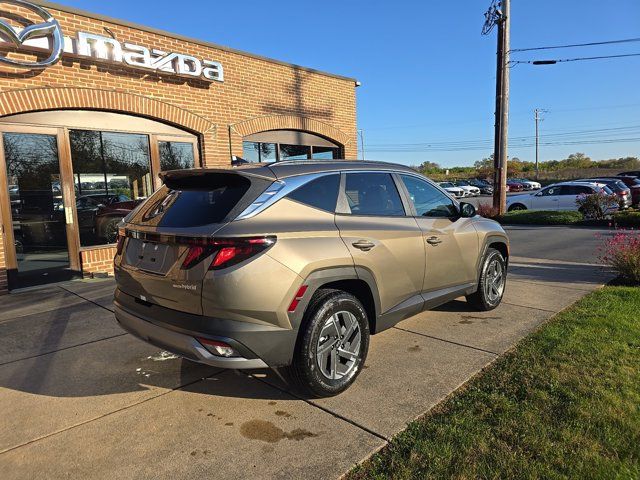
left=344, top=173, right=405, bottom=216
left=159, top=141, right=196, bottom=170
left=287, top=174, right=340, bottom=212
left=540, top=186, right=561, bottom=196
left=401, top=175, right=458, bottom=217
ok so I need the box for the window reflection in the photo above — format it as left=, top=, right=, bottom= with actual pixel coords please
left=312, top=146, right=339, bottom=159
left=242, top=141, right=277, bottom=163
left=280, top=144, right=310, bottom=160
left=159, top=141, right=196, bottom=170
left=3, top=133, right=70, bottom=272
left=70, top=130, right=152, bottom=246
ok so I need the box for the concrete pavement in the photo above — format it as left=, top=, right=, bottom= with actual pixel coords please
left=0, top=229, right=615, bottom=479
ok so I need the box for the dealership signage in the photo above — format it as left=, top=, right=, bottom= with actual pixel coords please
left=0, top=0, right=224, bottom=82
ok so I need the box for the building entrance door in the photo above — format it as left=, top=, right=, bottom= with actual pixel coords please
left=0, top=127, right=80, bottom=289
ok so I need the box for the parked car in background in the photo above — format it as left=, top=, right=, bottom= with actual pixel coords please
left=506, top=180, right=525, bottom=192
left=579, top=178, right=632, bottom=209
left=602, top=176, right=640, bottom=206
left=506, top=181, right=618, bottom=214
left=510, top=178, right=541, bottom=190
left=438, top=182, right=465, bottom=198
left=453, top=180, right=481, bottom=196
left=113, top=161, right=509, bottom=396
left=469, top=179, right=494, bottom=195
left=618, top=171, right=640, bottom=178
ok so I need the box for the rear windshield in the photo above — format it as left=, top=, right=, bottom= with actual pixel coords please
left=129, top=173, right=269, bottom=227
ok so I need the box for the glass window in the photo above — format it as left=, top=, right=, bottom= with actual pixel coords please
left=401, top=175, right=458, bottom=217
left=540, top=186, right=561, bottom=196
left=280, top=144, right=310, bottom=160
left=312, top=146, right=339, bottom=159
left=70, top=130, right=152, bottom=246
left=287, top=174, right=340, bottom=212
left=344, top=173, right=405, bottom=216
left=136, top=176, right=252, bottom=228
left=159, top=141, right=196, bottom=170
left=242, top=141, right=277, bottom=163
left=560, top=185, right=592, bottom=195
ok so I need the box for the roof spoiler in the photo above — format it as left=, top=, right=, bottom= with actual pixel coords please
left=159, top=167, right=277, bottom=188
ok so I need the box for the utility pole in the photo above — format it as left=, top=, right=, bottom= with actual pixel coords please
left=534, top=108, right=540, bottom=180
left=358, top=129, right=366, bottom=160
left=483, top=0, right=510, bottom=213
left=534, top=108, right=546, bottom=180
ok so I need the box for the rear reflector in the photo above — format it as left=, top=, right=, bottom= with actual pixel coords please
left=197, top=337, right=237, bottom=357
left=288, top=285, right=308, bottom=312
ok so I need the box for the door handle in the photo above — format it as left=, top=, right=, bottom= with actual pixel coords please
left=352, top=240, right=375, bottom=251
left=426, top=236, right=442, bottom=246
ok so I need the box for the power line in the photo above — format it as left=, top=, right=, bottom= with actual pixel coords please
left=512, top=52, right=640, bottom=65
left=510, top=37, right=640, bottom=53
left=367, top=125, right=640, bottom=148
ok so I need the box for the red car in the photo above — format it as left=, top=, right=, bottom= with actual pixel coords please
left=95, top=198, right=144, bottom=242
left=506, top=180, right=525, bottom=192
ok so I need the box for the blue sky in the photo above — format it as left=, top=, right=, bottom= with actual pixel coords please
left=61, top=0, right=640, bottom=167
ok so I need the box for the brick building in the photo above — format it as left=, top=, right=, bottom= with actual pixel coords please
left=0, top=0, right=358, bottom=292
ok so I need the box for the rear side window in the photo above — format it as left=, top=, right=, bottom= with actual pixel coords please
left=344, top=173, right=405, bottom=216
left=131, top=173, right=263, bottom=227
left=287, top=174, right=340, bottom=212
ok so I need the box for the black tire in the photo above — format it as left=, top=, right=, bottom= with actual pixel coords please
left=287, top=289, right=370, bottom=397
left=103, top=218, right=121, bottom=243
left=466, top=248, right=507, bottom=311
left=508, top=203, right=526, bottom=212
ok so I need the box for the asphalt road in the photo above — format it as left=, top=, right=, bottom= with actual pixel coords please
left=462, top=193, right=612, bottom=264
left=504, top=225, right=612, bottom=264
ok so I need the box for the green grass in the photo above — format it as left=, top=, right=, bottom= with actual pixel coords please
left=348, top=286, right=640, bottom=480
left=496, top=209, right=583, bottom=225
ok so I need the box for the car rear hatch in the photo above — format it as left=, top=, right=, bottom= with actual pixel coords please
left=115, top=169, right=275, bottom=315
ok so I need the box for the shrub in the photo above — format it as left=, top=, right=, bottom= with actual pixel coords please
left=476, top=203, right=500, bottom=219
left=600, top=230, right=640, bottom=285
left=612, top=210, right=640, bottom=228
left=496, top=210, right=582, bottom=225
left=575, top=192, right=618, bottom=220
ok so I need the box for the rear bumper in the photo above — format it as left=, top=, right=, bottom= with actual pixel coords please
left=114, top=289, right=298, bottom=368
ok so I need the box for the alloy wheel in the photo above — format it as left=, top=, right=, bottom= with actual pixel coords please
left=316, top=311, right=361, bottom=380
left=484, top=257, right=505, bottom=304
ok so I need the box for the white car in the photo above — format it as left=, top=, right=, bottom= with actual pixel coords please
left=438, top=182, right=464, bottom=198
left=453, top=181, right=481, bottom=197
left=506, top=181, right=618, bottom=213
left=511, top=178, right=541, bottom=190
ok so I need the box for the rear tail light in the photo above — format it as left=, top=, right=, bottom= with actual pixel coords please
left=116, top=226, right=126, bottom=255
left=179, top=236, right=276, bottom=270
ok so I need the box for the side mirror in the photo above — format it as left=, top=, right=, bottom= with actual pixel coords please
left=460, top=202, right=476, bottom=218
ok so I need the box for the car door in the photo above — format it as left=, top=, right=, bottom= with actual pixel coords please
left=532, top=185, right=561, bottom=210
left=335, top=172, right=426, bottom=317
left=557, top=185, right=578, bottom=210
left=397, top=174, right=479, bottom=294
left=558, top=185, right=591, bottom=210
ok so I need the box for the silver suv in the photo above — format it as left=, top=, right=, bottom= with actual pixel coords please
left=113, top=161, right=509, bottom=396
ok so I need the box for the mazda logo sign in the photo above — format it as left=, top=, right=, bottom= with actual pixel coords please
left=0, top=0, right=63, bottom=68
left=0, top=0, right=223, bottom=81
